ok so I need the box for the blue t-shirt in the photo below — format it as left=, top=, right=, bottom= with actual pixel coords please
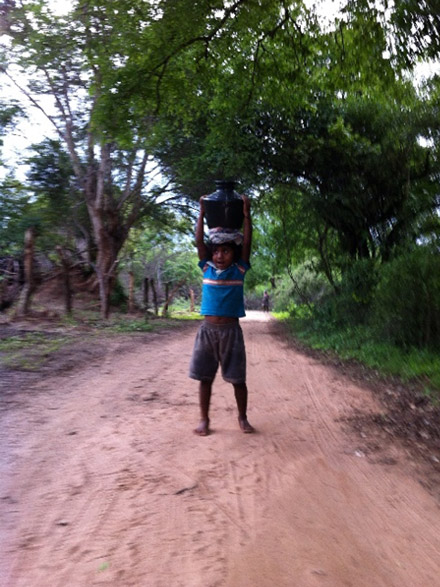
left=199, top=259, right=250, bottom=318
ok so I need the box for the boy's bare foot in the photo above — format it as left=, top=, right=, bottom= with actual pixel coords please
left=238, top=417, right=255, bottom=433
left=194, top=419, right=210, bottom=436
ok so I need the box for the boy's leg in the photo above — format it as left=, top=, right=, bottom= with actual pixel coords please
left=194, top=380, right=212, bottom=436
left=233, top=382, right=255, bottom=433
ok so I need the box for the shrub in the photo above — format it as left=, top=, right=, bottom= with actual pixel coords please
left=315, top=258, right=379, bottom=327
left=372, top=247, right=440, bottom=348
left=110, top=279, right=128, bottom=310
left=272, top=262, right=330, bottom=313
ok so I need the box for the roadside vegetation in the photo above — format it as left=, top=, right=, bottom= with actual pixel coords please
left=0, top=311, right=197, bottom=371
left=270, top=248, right=440, bottom=397
left=278, top=316, right=440, bottom=397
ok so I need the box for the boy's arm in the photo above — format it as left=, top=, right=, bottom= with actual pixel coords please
left=196, top=196, right=209, bottom=260
left=241, top=195, right=252, bottom=263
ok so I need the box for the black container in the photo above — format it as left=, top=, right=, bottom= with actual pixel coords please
left=204, top=180, right=244, bottom=229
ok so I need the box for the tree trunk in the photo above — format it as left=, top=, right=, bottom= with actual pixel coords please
left=84, top=144, right=130, bottom=319
left=189, top=288, right=195, bottom=312
left=0, top=279, right=5, bottom=311
left=317, top=225, right=339, bottom=294
left=15, top=227, right=36, bottom=317
left=162, top=280, right=185, bottom=317
left=143, top=277, right=149, bottom=312
left=97, top=271, right=114, bottom=319
left=95, top=250, right=116, bottom=319
left=89, top=215, right=123, bottom=319
left=150, top=279, right=158, bottom=316
left=56, top=246, right=73, bottom=315
left=128, top=270, right=135, bottom=313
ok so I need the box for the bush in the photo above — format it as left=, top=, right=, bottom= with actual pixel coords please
left=372, top=247, right=440, bottom=348
left=272, top=262, right=330, bottom=313
left=110, top=279, right=128, bottom=310
left=315, top=258, right=379, bottom=327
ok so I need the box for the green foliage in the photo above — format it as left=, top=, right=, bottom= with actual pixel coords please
left=161, top=249, right=201, bottom=287
left=372, top=247, right=440, bottom=348
left=0, top=176, right=32, bottom=255
left=23, top=138, right=92, bottom=254
left=390, top=0, right=440, bottom=64
left=267, top=94, right=438, bottom=264
left=141, top=1, right=440, bottom=279
left=0, top=332, right=70, bottom=370
left=119, top=226, right=201, bottom=298
left=26, top=139, right=83, bottom=222
left=0, top=98, right=22, bottom=165
left=144, top=0, right=317, bottom=189
left=167, top=296, right=202, bottom=319
left=109, top=279, right=128, bottom=310
left=271, top=263, right=330, bottom=313
left=108, top=319, right=153, bottom=333
left=316, top=258, right=379, bottom=327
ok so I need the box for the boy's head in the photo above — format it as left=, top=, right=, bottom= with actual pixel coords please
left=210, top=241, right=240, bottom=269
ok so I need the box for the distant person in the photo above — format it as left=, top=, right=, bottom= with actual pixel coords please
left=189, top=194, right=255, bottom=436
left=262, top=290, right=270, bottom=312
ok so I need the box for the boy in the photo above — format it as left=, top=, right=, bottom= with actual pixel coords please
left=189, top=194, right=255, bottom=436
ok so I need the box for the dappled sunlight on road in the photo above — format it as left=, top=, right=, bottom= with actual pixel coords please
left=242, top=310, right=272, bottom=322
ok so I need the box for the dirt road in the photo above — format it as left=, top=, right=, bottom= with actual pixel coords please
left=1, top=312, right=440, bottom=586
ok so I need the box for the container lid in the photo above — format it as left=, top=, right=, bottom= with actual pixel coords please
left=215, top=179, right=237, bottom=190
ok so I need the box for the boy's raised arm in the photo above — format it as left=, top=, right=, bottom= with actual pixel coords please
left=195, top=196, right=209, bottom=260
left=241, top=195, right=252, bottom=263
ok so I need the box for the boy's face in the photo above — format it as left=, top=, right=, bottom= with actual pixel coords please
left=212, top=244, right=235, bottom=270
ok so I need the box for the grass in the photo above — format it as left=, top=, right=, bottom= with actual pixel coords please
left=60, top=307, right=202, bottom=330
left=168, top=310, right=203, bottom=321
left=0, top=332, right=71, bottom=370
left=105, top=317, right=155, bottom=333
left=0, top=309, right=200, bottom=371
left=275, top=313, right=440, bottom=398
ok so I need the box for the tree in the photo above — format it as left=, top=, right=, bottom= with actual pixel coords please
left=0, top=175, right=30, bottom=254
left=0, top=97, right=21, bottom=166
left=144, top=0, right=440, bottom=288
left=1, top=0, right=179, bottom=317
left=14, top=224, right=35, bottom=316
left=104, top=0, right=317, bottom=190
left=302, top=96, right=439, bottom=261
left=388, top=0, right=440, bottom=64
left=24, top=138, right=93, bottom=259
left=119, top=217, right=199, bottom=314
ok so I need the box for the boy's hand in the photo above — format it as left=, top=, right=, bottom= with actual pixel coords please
left=199, top=196, right=206, bottom=214
left=242, top=195, right=251, bottom=218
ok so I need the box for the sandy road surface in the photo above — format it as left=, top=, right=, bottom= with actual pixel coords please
left=1, top=311, right=440, bottom=587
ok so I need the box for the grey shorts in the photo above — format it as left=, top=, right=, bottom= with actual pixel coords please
left=189, top=321, right=246, bottom=384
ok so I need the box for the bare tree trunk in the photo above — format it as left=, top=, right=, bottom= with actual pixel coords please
left=189, top=288, right=195, bottom=312
left=317, top=225, right=339, bottom=294
left=128, top=270, right=135, bottom=313
left=162, top=280, right=185, bottom=317
left=0, top=280, right=5, bottom=310
left=92, top=233, right=120, bottom=319
left=85, top=146, right=127, bottom=319
left=97, top=273, right=111, bottom=319
left=150, top=279, right=158, bottom=316
left=15, top=227, right=36, bottom=317
left=56, top=246, right=73, bottom=315
left=143, top=277, right=149, bottom=312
